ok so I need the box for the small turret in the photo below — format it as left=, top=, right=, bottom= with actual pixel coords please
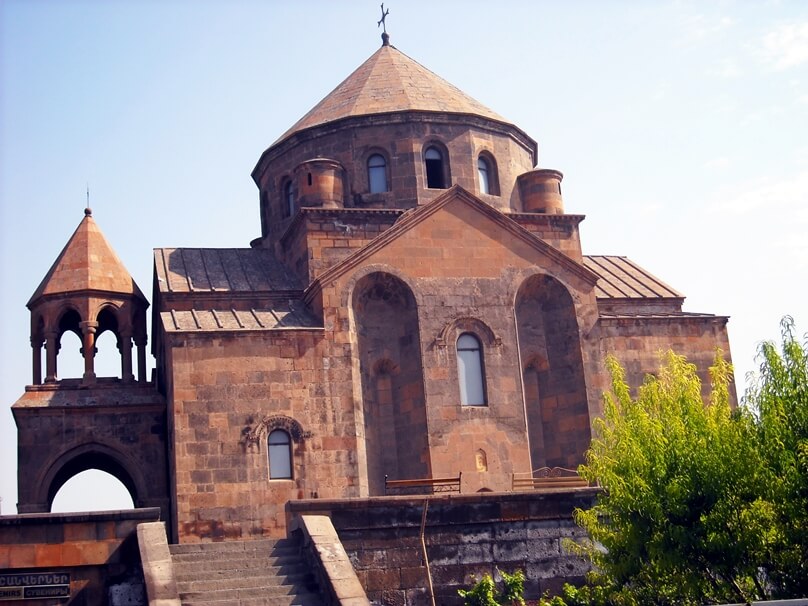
left=294, top=158, right=345, bottom=209
left=517, top=169, right=565, bottom=214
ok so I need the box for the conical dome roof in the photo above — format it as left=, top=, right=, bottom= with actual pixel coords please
left=275, top=42, right=511, bottom=145
left=28, top=208, right=146, bottom=307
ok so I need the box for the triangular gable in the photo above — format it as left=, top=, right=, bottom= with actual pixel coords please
left=305, top=185, right=599, bottom=303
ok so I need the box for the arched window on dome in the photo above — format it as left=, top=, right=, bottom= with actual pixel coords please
left=367, top=154, right=388, bottom=193
left=268, top=429, right=292, bottom=479
left=477, top=153, right=499, bottom=196
left=424, top=146, right=448, bottom=189
left=283, top=180, right=295, bottom=218
left=456, top=333, right=486, bottom=406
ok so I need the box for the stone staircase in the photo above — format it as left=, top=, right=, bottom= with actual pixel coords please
left=169, top=538, right=325, bottom=606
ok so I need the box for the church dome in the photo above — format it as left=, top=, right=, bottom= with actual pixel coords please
left=274, top=42, right=513, bottom=146
left=252, top=37, right=539, bottom=243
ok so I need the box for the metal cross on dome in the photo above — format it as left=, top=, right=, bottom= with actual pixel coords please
left=377, top=3, right=390, bottom=33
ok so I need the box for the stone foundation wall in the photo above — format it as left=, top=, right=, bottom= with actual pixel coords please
left=288, top=490, right=597, bottom=606
left=0, top=508, right=160, bottom=606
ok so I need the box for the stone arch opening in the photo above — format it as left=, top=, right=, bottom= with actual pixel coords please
left=515, top=274, right=590, bottom=470
left=51, top=470, right=134, bottom=513
left=352, top=272, right=429, bottom=494
left=95, top=306, right=122, bottom=378
left=56, top=307, right=83, bottom=379
left=42, top=445, right=143, bottom=512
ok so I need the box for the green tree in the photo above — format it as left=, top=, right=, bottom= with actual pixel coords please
left=571, top=350, right=767, bottom=604
left=744, top=316, right=808, bottom=595
left=540, top=318, right=808, bottom=605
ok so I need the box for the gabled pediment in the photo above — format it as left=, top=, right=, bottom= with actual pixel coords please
left=305, top=186, right=599, bottom=302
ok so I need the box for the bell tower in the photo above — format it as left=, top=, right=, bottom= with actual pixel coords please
left=27, top=207, right=150, bottom=385
left=12, top=208, right=169, bottom=519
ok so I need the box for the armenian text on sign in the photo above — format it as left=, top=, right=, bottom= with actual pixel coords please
left=0, top=573, right=70, bottom=601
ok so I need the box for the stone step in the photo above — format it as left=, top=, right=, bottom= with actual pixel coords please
left=178, top=583, right=321, bottom=603
left=176, top=570, right=311, bottom=592
left=181, top=594, right=323, bottom=606
left=173, top=559, right=306, bottom=577
left=171, top=551, right=299, bottom=567
left=170, top=538, right=324, bottom=606
left=169, top=538, right=293, bottom=555
left=171, top=546, right=297, bottom=564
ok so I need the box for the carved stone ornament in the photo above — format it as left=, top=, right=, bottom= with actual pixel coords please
left=240, top=414, right=311, bottom=452
left=434, top=316, right=502, bottom=349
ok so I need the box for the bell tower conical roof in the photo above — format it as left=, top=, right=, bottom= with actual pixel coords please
left=274, top=41, right=511, bottom=146
left=28, top=208, right=146, bottom=307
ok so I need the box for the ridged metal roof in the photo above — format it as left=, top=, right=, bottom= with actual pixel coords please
left=583, top=255, right=682, bottom=299
left=153, top=248, right=302, bottom=294
left=159, top=307, right=320, bottom=333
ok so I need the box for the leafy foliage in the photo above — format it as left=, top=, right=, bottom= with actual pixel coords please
left=499, top=569, right=527, bottom=606
left=744, top=316, right=808, bottom=594
left=458, top=569, right=526, bottom=606
left=458, top=573, right=498, bottom=606
left=540, top=318, right=808, bottom=605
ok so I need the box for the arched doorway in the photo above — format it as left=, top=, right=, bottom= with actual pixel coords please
left=51, top=470, right=134, bottom=513
left=515, top=274, right=590, bottom=470
left=352, top=272, right=429, bottom=494
left=43, top=446, right=142, bottom=513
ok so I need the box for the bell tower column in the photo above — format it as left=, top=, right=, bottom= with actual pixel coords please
left=120, top=330, right=135, bottom=382
left=80, top=320, right=98, bottom=384
left=44, top=330, right=59, bottom=383
left=31, top=336, right=43, bottom=385
left=135, top=333, right=148, bottom=383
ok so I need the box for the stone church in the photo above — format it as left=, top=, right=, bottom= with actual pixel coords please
left=12, top=33, right=732, bottom=548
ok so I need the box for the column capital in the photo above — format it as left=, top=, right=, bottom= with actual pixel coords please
left=79, top=321, right=99, bottom=334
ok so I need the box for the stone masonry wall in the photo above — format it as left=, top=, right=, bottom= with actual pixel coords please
left=288, top=490, right=597, bottom=606
left=165, top=327, right=362, bottom=542
left=598, top=316, right=736, bottom=404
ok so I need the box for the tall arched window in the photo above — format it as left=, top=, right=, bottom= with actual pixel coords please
left=367, top=154, right=388, bottom=193
left=268, top=430, right=292, bottom=479
left=424, top=146, right=446, bottom=189
left=457, top=333, right=486, bottom=406
left=478, top=156, right=491, bottom=194
left=284, top=180, right=294, bottom=218
left=477, top=153, right=499, bottom=196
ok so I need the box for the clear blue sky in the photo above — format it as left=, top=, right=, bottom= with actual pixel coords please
left=1, top=1, right=806, bottom=513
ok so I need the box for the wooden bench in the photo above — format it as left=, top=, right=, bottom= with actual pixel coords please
left=384, top=472, right=462, bottom=495
left=512, top=467, right=589, bottom=491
